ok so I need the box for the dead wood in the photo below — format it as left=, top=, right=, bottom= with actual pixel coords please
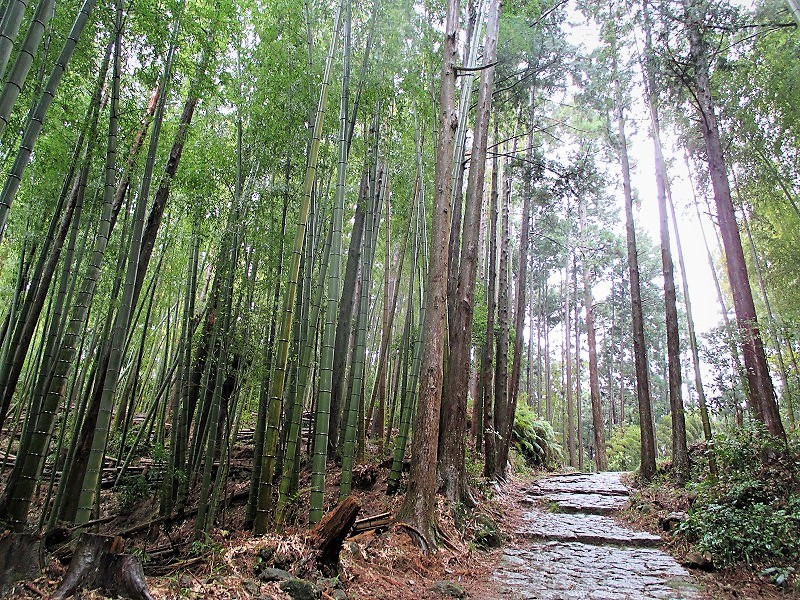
left=51, top=533, right=154, bottom=600
left=351, top=511, right=392, bottom=535
left=145, top=555, right=205, bottom=576
left=0, top=532, right=44, bottom=596
left=310, top=495, right=360, bottom=576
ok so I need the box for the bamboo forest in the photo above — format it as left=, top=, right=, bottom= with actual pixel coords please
left=0, top=0, right=798, bottom=596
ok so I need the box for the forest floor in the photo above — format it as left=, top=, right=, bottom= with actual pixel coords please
left=3, top=452, right=797, bottom=599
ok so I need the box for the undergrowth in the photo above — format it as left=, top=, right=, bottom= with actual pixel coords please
left=678, top=424, right=800, bottom=585
left=512, top=401, right=562, bottom=470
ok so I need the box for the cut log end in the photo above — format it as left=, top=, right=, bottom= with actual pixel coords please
left=310, top=495, right=360, bottom=576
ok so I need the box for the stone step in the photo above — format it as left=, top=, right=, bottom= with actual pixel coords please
left=517, top=510, right=663, bottom=548
left=524, top=491, right=629, bottom=515
left=528, top=472, right=630, bottom=497
left=494, top=542, right=700, bottom=599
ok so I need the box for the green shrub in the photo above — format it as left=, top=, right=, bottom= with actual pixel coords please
left=607, top=412, right=707, bottom=472
left=116, top=475, right=150, bottom=513
left=678, top=425, right=800, bottom=570
left=512, top=402, right=562, bottom=470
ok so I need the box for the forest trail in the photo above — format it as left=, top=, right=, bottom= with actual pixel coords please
left=492, top=472, right=701, bottom=599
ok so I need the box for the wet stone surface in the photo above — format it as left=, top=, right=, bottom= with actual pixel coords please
left=527, top=472, right=630, bottom=497
left=525, top=491, right=629, bottom=515
left=493, top=472, right=700, bottom=599
left=517, top=511, right=663, bottom=548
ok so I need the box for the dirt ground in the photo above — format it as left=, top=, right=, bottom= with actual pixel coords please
left=4, top=456, right=795, bottom=599
left=2, top=450, right=526, bottom=599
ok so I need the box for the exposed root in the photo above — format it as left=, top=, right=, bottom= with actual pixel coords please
left=396, top=522, right=429, bottom=553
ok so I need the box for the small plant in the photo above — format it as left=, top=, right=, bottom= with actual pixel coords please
left=677, top=425, right=800, bottom=573
left=130, top=545, right=152, bottom=563
left=116, top=475, right=150, bottom=513
left=760, top=566, right=795, bottom=587
left=512, top=401, right=562, bottom=470
left=191, top=534, right=225, bottom=561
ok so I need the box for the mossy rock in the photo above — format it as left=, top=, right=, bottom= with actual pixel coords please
left=473, top=514, right=503, bottom=549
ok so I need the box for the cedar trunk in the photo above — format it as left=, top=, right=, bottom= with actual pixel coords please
left=684, top=0, right=785, bottom=440
left=439, top=0, right=500, bottom=502
left=397, top=0, right=459, bottom=546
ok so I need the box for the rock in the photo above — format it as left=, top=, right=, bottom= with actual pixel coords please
left=493, top=473, right=700, bottom=599
left=258, top=543, right=277, bottom=563
left=332, top=589, right=347, bottom=600
left=255, top=543, right=278, bottom=573
left=258, top=567, right=294, bottom=582
left=279, top=578, right=321, bottom=600
left=682, top=551, right=715, bottom=571
left=474, top=515, right=503, bottom=549
left=661, top=511, right=687, bottom=532
left=242, top=580, right=260, bottom=595
left=273, top=548, right=296, bottom=570
left=431, top=580, right=466, bottom=598
left=517, top=511, right=662, bottom=548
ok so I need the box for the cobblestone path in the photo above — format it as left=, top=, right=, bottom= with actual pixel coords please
left=492, top=472, right=701, bottom=599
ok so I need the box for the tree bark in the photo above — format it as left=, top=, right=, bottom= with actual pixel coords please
left=641, top=1, right=688, bottom=481
left=503, top=82, right=532, bottom=474
left=439, top=0, right=500, bottom=502
left=683, top=0, right=785, bottom=441
left=611, top=36, right=656, bottom=481
left=482, top=118, right=499, bottom=478
left=397, top=0, right=459, bottom=547
left=579, top=201, right=607, bottom=472
left=494, top=154, right=511, bottom=477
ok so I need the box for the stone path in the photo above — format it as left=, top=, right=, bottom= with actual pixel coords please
left=492, top=472, right=701, bottom=599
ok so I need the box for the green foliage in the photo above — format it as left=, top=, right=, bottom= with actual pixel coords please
left=678, top=425, right=800, bottom=570
left=607, top=425, right=642, bottom=472
left=512, top=401, right=562, bottom=470
left=607, top=412, right=707, bottom=471
left=116, top=475, right=150, bottom=513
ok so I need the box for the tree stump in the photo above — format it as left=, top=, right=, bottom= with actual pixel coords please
left=51, top=533, right=154, bottom=600
left=0, top=532, right=44, bottom=596
left=309, top=495, right=360, bottom=576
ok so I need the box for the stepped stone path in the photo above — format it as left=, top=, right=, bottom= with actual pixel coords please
left=492, top=472, right=701, bottom=599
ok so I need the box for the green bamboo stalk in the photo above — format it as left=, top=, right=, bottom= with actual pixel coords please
left=0, top=0, right=55, bottom=136
left=275, top=216, right=332, bottom=526
left=386, top=151, right=424, bottom=494
left=0, top=0, right=29, bottom=80
left=309, top=0, right=351, bottom=526
left=253, top=0, right=344, bottom=534
left=0, top=0, right=98, bottom=240
left=73, top=1, right=183, bottom=525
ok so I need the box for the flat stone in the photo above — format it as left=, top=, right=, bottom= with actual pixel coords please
left=493, top=542, right=699, bottom=599
left=431, top=580, right=466, bottom=598
left=491, top=472, right=700, bottom=599
left=517, top=510, right=663, bottom=548
left=258, top=567, right=293, bottom=582
left=279, top=578, right=321, bottom=600
left=528, top=472, right=630, bottom=497
left=526, top=491, right=629, bottom=515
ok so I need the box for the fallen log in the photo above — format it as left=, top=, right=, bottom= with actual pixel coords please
left=310, top=495, right=360, bottom=576
left=351, top=511, right=392, bottom=535
left=51, top=533, right=154, bottom=600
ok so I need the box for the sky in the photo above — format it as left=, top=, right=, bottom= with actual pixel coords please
left=563, top=2, right=727, bottom=338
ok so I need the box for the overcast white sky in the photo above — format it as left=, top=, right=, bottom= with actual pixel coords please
left=563, top=3, right=726, bottom=338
